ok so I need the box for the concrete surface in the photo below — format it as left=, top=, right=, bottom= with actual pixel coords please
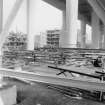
left=2, top=77, right=105, bottom=105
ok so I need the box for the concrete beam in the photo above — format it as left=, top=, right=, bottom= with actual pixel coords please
left=43, top=0, right=66, bottom=10
left=87, top=0, right=105, bottom=25
left=78, top=13, right=90, bottom=25
left=99, top=23, right=104, bottom=49
left=43, top=0, right=90, bottom=25
left=0, top=0, right=24, bottom=51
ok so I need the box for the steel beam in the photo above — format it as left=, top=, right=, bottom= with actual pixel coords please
left=48, top=66, right=100, bottom=79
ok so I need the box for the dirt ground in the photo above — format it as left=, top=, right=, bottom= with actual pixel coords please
left=2, top=77, right=105, bottom=105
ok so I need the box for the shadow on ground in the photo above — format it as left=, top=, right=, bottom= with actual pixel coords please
left=2, top=77, right=105, bottom=105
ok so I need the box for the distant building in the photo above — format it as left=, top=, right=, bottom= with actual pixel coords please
left=34, top=32, right=47, bottom=48
left=40, top=32, right=47, bottom=47
left=34, top=35, right=41, bottom=48
left=3, top=31, right=27, bottom=51
left=47, top=30, right=60, bottom=48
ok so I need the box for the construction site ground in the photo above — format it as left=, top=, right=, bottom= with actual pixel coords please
left=2, top=75, right=105, bottom=105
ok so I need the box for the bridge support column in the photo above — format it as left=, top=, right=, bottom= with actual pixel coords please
left=61, top=0, right=78, bottom=48
left=27, top=0, right=30, bottom=38
left=99, top=35, right=103, bottom=49
left=27, top=0, right=39, bottom=50
left=99, top=24, right=104, bottom=49
left=80, top=20, right=86, bottom=48
left=99, top=33, right=103, bottom=49
left=59, top=10, right=66, bottom=47
left=103, top=26, right=105, bottom=49
left=92, top=11, right=101, bottom=49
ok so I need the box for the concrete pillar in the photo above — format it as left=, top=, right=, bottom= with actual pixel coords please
left=92, top=11, right=101, bottom=49
left=64, top=0, right=78, bottom=48
left=99, top=23, right=104, bottom=49
left=27, top=0, right=30, bottom=50
left=103, top=26, right=105, bottom=49
left=0, top=0, right=3, bottom=33
left=59, top=10, right=66, bottom=47
left=27, top=0, right=30, bottom=36
left=77, top=29, right=81, bottom=48
left=99, top=33, right=103, bottom=49
left=81, top=20, right=86, bottom=48
left=27, top=0, right=40, bottom=50
left=62, top=10, right=66, bottom=31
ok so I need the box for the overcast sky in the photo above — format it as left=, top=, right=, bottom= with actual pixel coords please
left=34, top=0, right=63, bottom=34
left=35, top=0, right=84, bottom=34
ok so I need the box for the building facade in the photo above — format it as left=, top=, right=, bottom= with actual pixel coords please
left=34, top=32, right=47, bottom=48
left=47, top=30, right=60, bottom=48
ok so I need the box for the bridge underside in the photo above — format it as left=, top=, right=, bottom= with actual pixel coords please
left=43, top=0, right=105, bottom=49
left=43, top=0, right=105, bottom=24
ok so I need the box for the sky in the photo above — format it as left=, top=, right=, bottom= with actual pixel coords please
left=35, top=0, right=82, bottom=34
left=3, top=0, right=82, bottom=34
left=3, top=0, right=63, bottom=34
left=33, top=0, right=92, bottom=44
left=3, top=0, right=85, bottom=50
left=32, top=0, right=63, bottom=34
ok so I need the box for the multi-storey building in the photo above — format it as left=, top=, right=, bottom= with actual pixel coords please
left=34, top=32, right=47, bottom=48
left=47, top=30, right=60, bottom=48
left=3, top=32, right=27, bottom=51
